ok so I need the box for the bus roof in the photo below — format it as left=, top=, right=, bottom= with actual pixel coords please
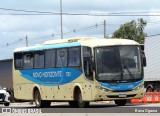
left=14, top=37, right=139, bottom=52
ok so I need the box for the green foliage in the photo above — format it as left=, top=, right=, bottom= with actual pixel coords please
left=112, top=18, right=147, bottom=44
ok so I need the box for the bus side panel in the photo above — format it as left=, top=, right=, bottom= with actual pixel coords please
left=54, top=85, right=66, bottom=100
left=13, top=70, right=36, bottom=100
left=44, top=86, right=55, bottom=100
left=65, top=84, right=74, bottom=100
left=72, top=76, right=93, bottom=101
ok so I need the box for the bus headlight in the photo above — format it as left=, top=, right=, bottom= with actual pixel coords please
left=133, top=84, right=144, bottom=91
left=96, top=86, right=112, bottom=92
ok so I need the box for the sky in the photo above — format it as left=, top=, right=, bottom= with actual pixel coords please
left=0, top=0, right=160, bottom=60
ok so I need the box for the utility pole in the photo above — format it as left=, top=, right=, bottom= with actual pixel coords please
left=104, top=20, right=107, bottom=38
left=60, top=0, right=63, bottom=39
left=25, top=35, right=28, bottom=47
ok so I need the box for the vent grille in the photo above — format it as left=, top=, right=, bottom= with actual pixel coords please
left=107, top=94, right=136, bottom=98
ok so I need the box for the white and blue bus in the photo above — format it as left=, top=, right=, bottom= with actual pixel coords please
left=13, top=37, right=146, bottom=107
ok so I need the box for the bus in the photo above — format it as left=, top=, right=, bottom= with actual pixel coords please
left=13, top=37, right=146, bottom=108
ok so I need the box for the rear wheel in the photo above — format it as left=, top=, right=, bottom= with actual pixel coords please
left=76, top=89, right=89, bottom=108
left=34, top=89, right=51, bottom=108
left=115, top=100, right=127, bottom=106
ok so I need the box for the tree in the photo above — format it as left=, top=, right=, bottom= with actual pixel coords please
left=112, top=18, right=147, bottom=44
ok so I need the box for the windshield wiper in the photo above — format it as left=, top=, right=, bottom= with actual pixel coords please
left=124, top=66, right=136, bottom=81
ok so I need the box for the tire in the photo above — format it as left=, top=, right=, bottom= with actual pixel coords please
left=34, top=90, right=51, bottom=108
left=4, top=103, right=10, bottom=106
left=75, top=89, right=89, bottom=108
left=34, top=90, right=42, bottom=107
left=115, top=100, right=127, bottom=106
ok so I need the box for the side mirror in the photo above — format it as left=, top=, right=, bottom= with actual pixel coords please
left=142, top=51, right=146, bottom=67
left=140, top=45, right=144, bottom=51
left=143, top=56, right=146, bottom=67
left=140, top=45, right=146, bottom=67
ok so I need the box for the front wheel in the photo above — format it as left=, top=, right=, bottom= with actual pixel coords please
left=76, top=89, right=89, bottom=108
left=114, top=100, right=127, bottom=106
left=34, top=90, right=42, bottom=107
left=34, top=90, right=51, bottom=107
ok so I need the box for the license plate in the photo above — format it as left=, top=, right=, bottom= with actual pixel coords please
left=119, top=94, right=127, bottom=98
left=0, top=99, right=2, bottom=101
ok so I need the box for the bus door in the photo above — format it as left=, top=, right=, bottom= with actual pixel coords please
left=83, top=47, right=94, bottom=100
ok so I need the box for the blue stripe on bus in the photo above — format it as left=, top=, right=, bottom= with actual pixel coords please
left=20, top=68, right=82, bottom=86
left=22, top=42, right=81, bottom=52
left=99, top=80, right=143, bottom=91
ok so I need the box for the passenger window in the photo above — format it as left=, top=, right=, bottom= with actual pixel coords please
left=45, top=49, right=55, bottom=68
left=14, top=53, right=23, bottom=69
left=68, top=47, right=81, bottom=67
left=34, top=51, right=44, bottom=68
left=56, top=49, right=67, bottom=67
left=23, top=52, right=34, bottom=69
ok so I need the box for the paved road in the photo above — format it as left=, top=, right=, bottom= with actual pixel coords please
left=0, top=102, right=160, bottom=113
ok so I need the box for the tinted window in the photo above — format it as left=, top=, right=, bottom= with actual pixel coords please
left=23, top=52, right=34, bottom=69
left=68, top=47, right=81, bottom=66
left=14, top=53, right=23, bottom=69
left=34, top=51, right=44, bottom=68
left=56, top=49, right=67, bottom=67
left=83, top=47, right=93, bottom=80
left=45, top=49, right=55, bottom=68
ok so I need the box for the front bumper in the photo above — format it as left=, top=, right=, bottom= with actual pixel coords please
left=93, top=87, right=144, bottom=101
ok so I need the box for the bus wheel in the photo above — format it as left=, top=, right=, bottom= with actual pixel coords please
left=114, top=100, right=127, bottom=106
left=34, top=90, right=51, bottom=108
left=76, top=89, right=89, bottom=108
left=34, top=90, right=41, bottom=107
left=34, top=90, right=44, bottom=107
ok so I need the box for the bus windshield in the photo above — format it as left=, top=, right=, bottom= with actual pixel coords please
left=95, top=46, right=142, bottom=83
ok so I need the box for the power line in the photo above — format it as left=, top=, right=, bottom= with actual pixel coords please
left=1, top=13, right=160, bottom=16
left=0, top=8, right=55, bottom=14
left=1, top=7, right=160, bottom=16
left=0, top=20, right=159, bottom=48
left=1, top=16, right=160, bottom=48
left=1, top=7, right=160, bottom=14
left=0, top=22, right=103, bottom=48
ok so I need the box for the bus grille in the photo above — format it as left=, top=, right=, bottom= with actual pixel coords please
left=0, top=94, right=5, bottom=99
left=107, top=94, right=136, bottom=98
